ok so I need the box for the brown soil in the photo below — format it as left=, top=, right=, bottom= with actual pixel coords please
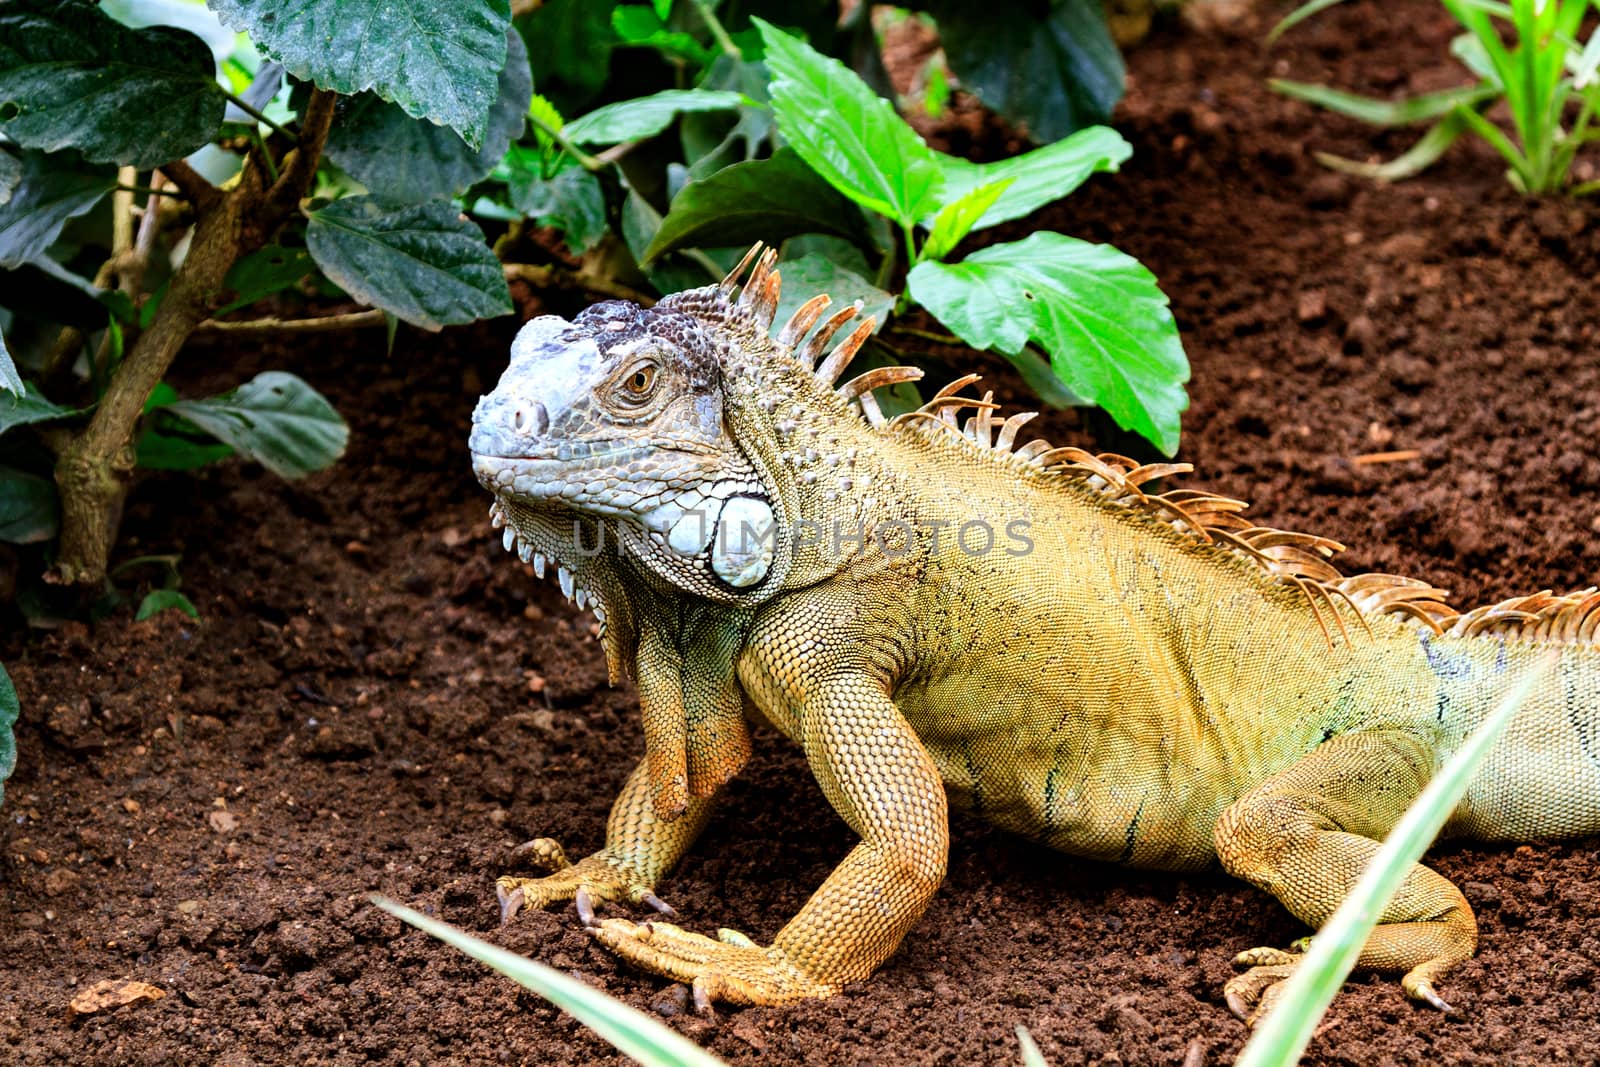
left=5, top=1, right=1600, bottom=1063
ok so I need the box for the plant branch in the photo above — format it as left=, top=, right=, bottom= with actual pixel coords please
left=527, top=113, right=605, bottom=173
left=265, top=87, right=337, bottom=222
left=889, top=324, right=964, bottom=347
left=113, top=182, right=187, bottom=199
left=196, top=309, right=388, bottom=334
left=503, top=261, right=656, bottom=305
left=162, top=158, right=220, bottom=212
left=223, top=89, right=298, bottom=142
left=690, top=0, right=741, bottom=59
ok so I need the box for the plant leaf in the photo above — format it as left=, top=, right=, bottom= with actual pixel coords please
left=908, top=232, right=1188, bottom=455
left=163, top=371, right=348, bottom=480
left=0, top=383, right=77, bottom=436
left=1270, top=79, right=1499, bottom=127
left=1266, top=0, right=1352, bottom=43
left=372, top=897, right=729, bottom=1067
left=0, top=661, right=17, bottom=809
left=215, top=244, right=316, bottom=316
left=1312, top=114, right=1472, bottom=182
left=306, top=196, right=512, bottom=330
left=755, top=18, right=942, bottom=226
left=1235, top=655, right=1552, bottom=1067
left=0, top=464, right=58, bottom=543
left=207, top=0, right=511, bottom=148
left=506, top=164, right=608, bottom=255
left=519, top=0, right=619, bottom=116
left=136, top=588, right=199, bottom=621
left=611, top=5, right=712, bottom=68
left=770, top=254, right=894, bottom=339
left=0, top=327, right=20, bottom=397
left=922, top=178, right=1012, bottom=262
left=1017, top=1025, right=1050, bottom=1067
left=136, top=418, right=235, bottom=470
left=0, top=0, right=224, bottom=167
left=325, top=29, right=531, bottom=203
left=0, top=150, right=116, bottom=270
left=0, top=150, right=20, bottom=205
left=930, top=125, right=1131, bottom=231
left=564, top=89, right=748, bottom=145
left=643, top=148, right=872, bottom=263
left=925, top=0, right=1124, bottom=144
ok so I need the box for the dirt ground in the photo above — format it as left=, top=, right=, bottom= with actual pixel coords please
left=4, top=1, right=1600, bottom=1063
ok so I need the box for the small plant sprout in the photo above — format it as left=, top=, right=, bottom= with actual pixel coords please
left=1271, top=0, right=1600, bottom=193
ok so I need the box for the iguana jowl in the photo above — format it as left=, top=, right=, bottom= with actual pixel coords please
left=467, top=245, right=1600, bottom=1019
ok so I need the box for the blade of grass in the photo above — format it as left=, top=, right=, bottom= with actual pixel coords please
left=1234, top=651, right=1555, bottom=1067
left=370, top=896, right=728, bottom=1067
left=1311, top=114, right=1470, bottom=181
left=1266, top=0, right=1352, bottom=44
left=1452, top=103, right=1538, bottom=186
left=1269, top=80, right=1497, bottom=126
left=1017, top=1025, right=1049, bottom=1067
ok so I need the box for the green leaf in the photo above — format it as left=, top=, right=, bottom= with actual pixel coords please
left=0, top=150, right=115, bottom=270
left=926, top=0, right=1124, bottom=144
left=1017, top=1026, right=1049, bottom=1067
left=326, top=29, right=531, bottom=203
left=136, top=419, right=235, bottom=470
left=0, top=465, right=58, bottom=543
left=507, top=165, right=608, bottom=255
left=908, top=232, right=1188, bottom=455
left=770, top=253, right=894, bottom=338
left=1236, top=655, right=1552, bottom=1067
left=0, top=327, right=20, bottom=397
left=136, top=588, right=199, bottom=621
left=1312, top=114, right=1473, bottom=182
left=563, top=89, right=749, bottom=145
left=643, top=148, right=871, bottom=263
left=306, top=196, right=513, bottom=330
left=611, top=6, right=713, bottom=68
left=372, top=897, right=730, bottom=1067
left=922, top=178, right=1012, bottom=262
left=526, top=92, right=566, bottom=154
left=620, top=187, right=713, bottom=293
left=0, top=383, right=76, bottom=436
left=0, top=0, right=224, bottom=167
left=1270, top=80, right=1499, bottom=127
left=208, top=0, right=511, bottom=148
left=163, top=371, right=348, bottom=480
left=0, top=661, right=17, bottom=809
left=1265, top=0, right=1352, bottom=43
left=215, top=244, right=315, bottom=316
left=931, top=125, right=1132, bottom=231
left=755, top=18, right=942, bottom=226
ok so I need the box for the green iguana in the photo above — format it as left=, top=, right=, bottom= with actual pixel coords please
left=467, top=245, right=1600, bottom=1021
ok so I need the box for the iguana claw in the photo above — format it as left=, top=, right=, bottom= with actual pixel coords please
left=495, top=836, right=675, bottom=930
left=588, top=917, right=836, bottom=1008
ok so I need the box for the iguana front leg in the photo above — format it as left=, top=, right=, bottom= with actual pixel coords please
left=592, top=673, right=949, bottom=1008
left=1214, top=730, right=1477, bottom=1024
left=499, top=757, right=715, bottom=925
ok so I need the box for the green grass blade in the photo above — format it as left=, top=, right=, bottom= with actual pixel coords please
left=1311, top=115, right=1469, bottom=181
left=1235, top=652, right=1555, bottom=1067
left=1452, top=103, right=1538, bottom=185
left=1016, top=1025, right=1049, bottom=1067
left=1266, top=0, right=1351, bottom=44
left=370, top=896, right=728, bottom=1067
left=1270, top=80, right=1497, bottom=126
left=1572, top=27, right=1600, bottom=89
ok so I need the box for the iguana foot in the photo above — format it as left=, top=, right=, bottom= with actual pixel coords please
left=496, top=838, right=676, bottom=925
left=1224, top=940, right=1455, bottom=1024
left=589, top=917, right=837, bottom=1008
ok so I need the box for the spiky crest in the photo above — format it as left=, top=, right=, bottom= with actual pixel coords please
left=712, top=245, right=1597, bottom=651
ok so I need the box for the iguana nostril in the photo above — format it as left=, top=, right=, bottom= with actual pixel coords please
left=512, top=401, right=549, bottom=435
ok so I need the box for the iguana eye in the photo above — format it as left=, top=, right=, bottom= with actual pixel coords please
left=621, top=363, right=657, bottom=399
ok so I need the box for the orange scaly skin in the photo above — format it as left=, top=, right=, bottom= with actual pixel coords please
left=468, top=247, right=1600, bottom=1019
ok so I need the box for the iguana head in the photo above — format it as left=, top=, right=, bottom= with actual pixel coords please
left=470, top=248, right=894, bottom=639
